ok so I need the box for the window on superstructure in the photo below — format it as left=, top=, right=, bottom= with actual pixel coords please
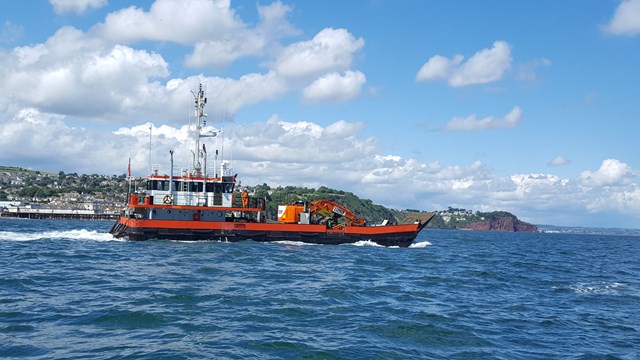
left=205, top=182, right=214, bottom=192
left=189, top=182, right=203, bottom=192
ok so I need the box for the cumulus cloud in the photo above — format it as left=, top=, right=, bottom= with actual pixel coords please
left=184, top=1, right=298, bottom=68
left=415, top=54, right=463, bottom=81
left=578, top=160, right=640, bottom=216
left=1, top=2, right=365, bottom=128
left=548, top=155, right=570, bottom=167
left=580, top=159, right=637, bottom=187
left=416, top=41, right=512, bottom=87
left=50, top=0, right=107, bottom=14
left=0, top=108, right=136, bottom=174
left=603, top=0, right=640, bottom=36
left=3, top=27, right=169, bottom=119
left=93, top=0, right=298, bottom=68
left=273, top=28, right=364, bottom=79
left=443, top=106, right=522, bottom=131
left=303, top=70, right=366, bottom=102
left=94, top=0, right=243, bottom=44
left=0, top=24, right=291, bottom=124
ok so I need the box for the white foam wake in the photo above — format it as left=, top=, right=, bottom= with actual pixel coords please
left=565, top=281, right=628, bottom=295
left=409, top=241, right=432, bottom=248
left=350, top=240, right=385, bottom=247
left=349, top=240, right=432, bottom=248
left=273, top=240, right=319, bottom=246
left=0, top=229, right=121, bottom=242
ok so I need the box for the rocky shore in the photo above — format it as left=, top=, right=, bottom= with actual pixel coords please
left=463, top=216, right=538, bottom=232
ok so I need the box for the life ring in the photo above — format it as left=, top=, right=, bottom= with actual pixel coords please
left=163, top=195, right=173, bottom=205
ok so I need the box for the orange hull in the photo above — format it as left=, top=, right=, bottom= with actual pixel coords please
left=110, top=215, right=430, bottom=247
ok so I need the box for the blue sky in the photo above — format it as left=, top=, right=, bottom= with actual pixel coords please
left=1, top=0, right=639, bottom=228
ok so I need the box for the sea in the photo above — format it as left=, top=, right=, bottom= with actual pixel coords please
left=1, top=218, right=638, bottom=359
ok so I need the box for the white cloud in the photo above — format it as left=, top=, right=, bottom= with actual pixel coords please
left=184, top=1, right=298, bottom=68
left=580, top=159, right=637, bottom=187
left=93, top=0, right=298, bottom=69
left=50, top=0, right=106, bottom=14
left=323, top=120, right=365, bottom=137
left=548, top=155, right=570, bottom=167
left=416, top=41, right=512, bottom=87
left=3, top=27, right=169, bottom=118
left=0, top=108, right=135, bottom=174
left=510, top=173, right=569, bottom=197
left=603, top=0, right=640, bottom=36
left=443, top=106, right=522, bottom=131
left=584, top=187, right=640, bottom=215
left=94, top=0, right=243, bottom=44
left=0, top=3, right=363, bottom=128
left=303, top=71, right=366, bottom=102
left=415, top=54, right=463, bottom=81
left=273, top=28, right=364, bottom=79
left=185, top=33, right=265, bottom=68
left=0, top=23, right=292, bottom=123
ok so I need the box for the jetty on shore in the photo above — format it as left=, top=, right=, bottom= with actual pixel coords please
left=0, top=203, right=119, bottom=221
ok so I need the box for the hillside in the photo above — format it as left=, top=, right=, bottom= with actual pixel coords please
left=245, top=184, right=398, bottom=224
left=425, top=208, right=538, bottom=232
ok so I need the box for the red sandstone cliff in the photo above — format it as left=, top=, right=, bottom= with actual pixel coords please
left=464, top=216, right=538, bottom=232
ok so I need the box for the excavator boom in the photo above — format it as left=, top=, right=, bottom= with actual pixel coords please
left=309, top=200, right=366, bottom=226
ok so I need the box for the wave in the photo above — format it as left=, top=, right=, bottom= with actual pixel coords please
left=350, top=240, right=385, bottom=247
left=272, top=240, right=433, bottom=248
left=0, top=229, right=121, bottom=242
left=409, top=241, right=432, bottom=248
left=348, top=240, right=431, bottom=248
left=557, top=281, right=634, bottom=296
left=272, top=240, right=319, bottom=246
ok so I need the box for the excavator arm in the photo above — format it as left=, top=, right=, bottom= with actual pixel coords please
left=309, top=200, right=366, bottom=227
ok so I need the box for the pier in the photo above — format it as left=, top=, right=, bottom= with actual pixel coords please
left=1, top=207, right=118, bottom=221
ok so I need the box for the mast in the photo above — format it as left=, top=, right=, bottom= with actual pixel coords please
left=191, top=84, right=207, bottom=176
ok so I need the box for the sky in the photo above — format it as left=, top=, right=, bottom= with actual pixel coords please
left=1, top=0, right=639, bottom=228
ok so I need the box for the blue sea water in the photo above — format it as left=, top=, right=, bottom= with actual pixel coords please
left=1, top=218, right=639, bottom=359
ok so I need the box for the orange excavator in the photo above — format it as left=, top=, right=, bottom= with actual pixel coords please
left=277, top=199, right=366, bottom=229
left=309, top=200, right=366, bottom=227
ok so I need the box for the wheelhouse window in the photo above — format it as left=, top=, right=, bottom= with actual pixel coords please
left=190, top=181, right=204, bottom=192
left=147, top=180, right=170, bottom=191
left=203, top=182, right=233, bottom=193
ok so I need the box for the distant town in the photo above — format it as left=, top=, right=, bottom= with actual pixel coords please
left=0, top=166, right=127, bottom=220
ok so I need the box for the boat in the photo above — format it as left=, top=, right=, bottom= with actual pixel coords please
left=108, top=84, right=434, bottom=247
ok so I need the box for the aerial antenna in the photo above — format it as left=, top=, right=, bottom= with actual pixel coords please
left=148, top=124, right=152, bottom=175
left=221, top=104, right=225, bottom=165
left=169, top=150, right=174, bottom=194
left=215, top=149, right=218, bottom=178
left=202, top=144, right=207, bottom=178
